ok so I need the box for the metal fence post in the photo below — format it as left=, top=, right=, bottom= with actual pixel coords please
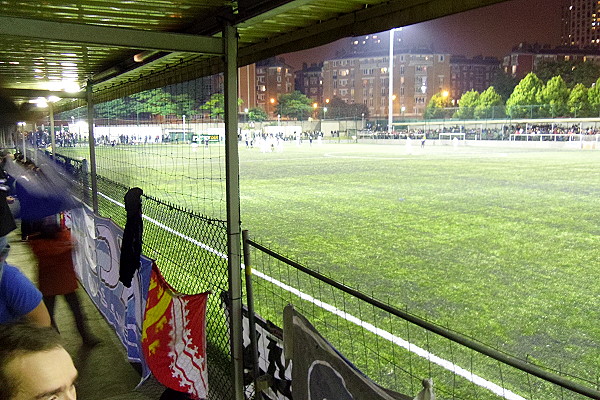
left=242, top=230, right=260, bottom=399
left=224, top=23, right=244, bottom=400
left=49, top=102, right=55, bottom=160
left=86, top=81, right=99, bottom=213
left=81, top=159, right=89, bottom=205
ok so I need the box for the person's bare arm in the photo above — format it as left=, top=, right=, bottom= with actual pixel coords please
left=25, top=300, right=51, bottom=327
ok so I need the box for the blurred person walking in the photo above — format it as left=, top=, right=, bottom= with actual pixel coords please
left=0, top=154, right=51, bottom=327
left=27, top=216, right=99, bottom=346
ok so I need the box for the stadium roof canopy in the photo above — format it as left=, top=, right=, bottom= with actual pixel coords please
left=0, top=0, right=508, bottom=108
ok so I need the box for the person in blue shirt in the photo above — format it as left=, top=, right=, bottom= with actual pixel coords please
left=0, top=263, right=51, bottom=326
left=0, top=150, right=51, bottom=327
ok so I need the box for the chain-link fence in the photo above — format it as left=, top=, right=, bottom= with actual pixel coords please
left=244, top=235, right=600, bottom=400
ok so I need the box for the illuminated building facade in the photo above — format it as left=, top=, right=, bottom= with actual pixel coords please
left=294, top=62, right=323, bottom=105
left=322, top=49, right=451, bottom=118
left=255, top=57, right=295, bottom=117
left=238, top=64, right=257, bottom=113
left=450, top=55, right=501, bottom=100
left=561, top=0, right=600, bottom=47
left=503, top=42, right=600, bottom=80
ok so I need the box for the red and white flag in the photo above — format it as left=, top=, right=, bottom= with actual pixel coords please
left=142, top=263, right=209, bottom=399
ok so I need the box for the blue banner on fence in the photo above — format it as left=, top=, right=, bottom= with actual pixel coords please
left=69, top=206, right=152, bottom=378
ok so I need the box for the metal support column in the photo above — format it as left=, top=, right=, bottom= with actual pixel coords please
left=49, top=102, right=55, bottom=159
left=86, top=81, right=99, bottom=213
left=388, top=28, right=394, bottom=134
left=242, top=230, right=260, bottom=398
left=224, top=24, right=244, bottom=400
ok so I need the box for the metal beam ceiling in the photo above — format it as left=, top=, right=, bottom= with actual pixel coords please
left=0, top=0, right=512, bottom=111
left=0, top=16, right=223, bottom=54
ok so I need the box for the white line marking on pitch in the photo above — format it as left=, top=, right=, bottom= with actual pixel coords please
left=97, top=191, right=524, bottom=400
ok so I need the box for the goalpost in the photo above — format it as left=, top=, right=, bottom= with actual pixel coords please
left=439, top=132, right=466, bottom=141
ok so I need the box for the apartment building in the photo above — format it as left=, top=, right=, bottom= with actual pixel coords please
left=322, top=49, right=451, bottom=118
left=294, top=62, right=323, bottom=105
left=255, top=57, right=295, bottom=117
left=450, top=55, right=501, bottom=100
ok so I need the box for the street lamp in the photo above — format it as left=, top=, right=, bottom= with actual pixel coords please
left=388, top=94, right=397, bottom=133
left=388, top=27, right=401, bottom=134
left=17, top=122, right=26, bottom=161
left=323, top=107, right=327, bottom=120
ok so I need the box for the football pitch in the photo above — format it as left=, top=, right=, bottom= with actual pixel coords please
left=60, top=140, right=600, bottom=389
left=237, top=142, right=600, bottom=382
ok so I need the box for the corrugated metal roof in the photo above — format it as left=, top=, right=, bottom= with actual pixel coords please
left=0, top=0, right=509, bottom=106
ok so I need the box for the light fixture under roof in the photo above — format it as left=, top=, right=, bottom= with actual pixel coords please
left=63, top=81, right=80, bottom=93
left=31, top=97, right=48, bottom=108
left=46, top=81, right=63, bottom=91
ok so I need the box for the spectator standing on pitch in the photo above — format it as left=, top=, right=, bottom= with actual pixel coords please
left=27, top=216, right=99, bottom=346
left=0, top=322, right=78, bottom=400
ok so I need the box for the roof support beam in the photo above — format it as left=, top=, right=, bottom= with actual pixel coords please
left=2, top=88, right=85, bottom=99
left=0, top=16, right=223, bottom=54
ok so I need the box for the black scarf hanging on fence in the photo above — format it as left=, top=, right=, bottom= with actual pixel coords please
left=119, top=187, right=143, bottom=288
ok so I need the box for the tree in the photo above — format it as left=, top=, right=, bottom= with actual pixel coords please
left=453, top=90, right=479, bottom=119
left=326, top=97, right=369, bottom=119
left=131, top=89, right=179, bottom=116
left=587, top=77, right=600, bottom=117
left=172, top=93, right=197, bottom=117
left=424, top=91, right=452, bottom=119
left=247, top=107, right=268, bottom=122
left=474, top=87, right=505, bottom=119
left=535, top=60, right=573, bottom=85
left=572, top=62, right=600, bottom=88
left=275, top=91, right=313, bottom=120
left=200, top=93, right=243, bottom=119
left=94, top=89, right=195, bottom=121
left=490, top=71, right=518, bottom=102
left=95, top=98, right=130, bottom=120
left=505, top=73, right=543, bottom=118
left=537, top=76, right=569, bottom=117
left=568, top=83, right=591, bottom=117
left=536, top=60, right=600, bottom=88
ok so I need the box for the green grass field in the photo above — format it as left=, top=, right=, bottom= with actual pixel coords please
left=236, top=142, right=600, bottom=382
left=59, top=140, right=600, bottom=395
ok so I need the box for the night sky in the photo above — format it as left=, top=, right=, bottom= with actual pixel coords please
left=282, top=0, right=564, bottom=68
